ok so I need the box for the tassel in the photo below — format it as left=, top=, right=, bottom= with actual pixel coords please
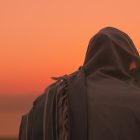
left=51, top=74, right=68, bottom=81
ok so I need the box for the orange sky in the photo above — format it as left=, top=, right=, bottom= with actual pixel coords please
left=0, top=0, right=140, bottom=138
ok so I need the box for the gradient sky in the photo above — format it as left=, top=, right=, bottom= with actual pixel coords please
left=0, top=0, right=140, bottom=137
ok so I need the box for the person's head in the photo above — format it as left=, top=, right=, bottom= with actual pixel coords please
left=83, top=26, right=140, bottom=80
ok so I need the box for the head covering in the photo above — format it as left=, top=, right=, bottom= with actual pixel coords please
left=80, top=27, right=140, bottom=140
left=83, top=27, right=140, bottom=82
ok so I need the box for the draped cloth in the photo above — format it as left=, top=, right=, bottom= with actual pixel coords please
left=59, top=27, right=140, bottom=140
left=82, top=27, right=140, bottom=140
left=19, top=26, right=140, bottom=140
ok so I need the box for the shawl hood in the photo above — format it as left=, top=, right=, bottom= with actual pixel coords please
left=83, top=27, right=140, bottom=81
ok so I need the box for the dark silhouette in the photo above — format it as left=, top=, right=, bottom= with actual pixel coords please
left=19, top=27, right=140, bottom=140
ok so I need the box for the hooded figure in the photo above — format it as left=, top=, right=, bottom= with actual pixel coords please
left=66, top=26, right=140, bottom=140
left=19, top=27, right=140, bottom=140
left=82, top=27, right=140, bottom=140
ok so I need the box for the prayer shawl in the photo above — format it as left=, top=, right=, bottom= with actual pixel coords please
left=19, top=27, right=140, bottom=140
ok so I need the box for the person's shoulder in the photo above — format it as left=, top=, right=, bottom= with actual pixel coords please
left=33, top=67, right=81, bottom=106
left=18, top=66, right=82, bottom=139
